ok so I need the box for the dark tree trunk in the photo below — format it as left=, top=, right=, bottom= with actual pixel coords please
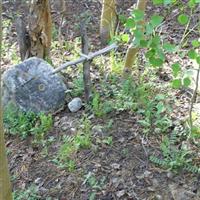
left=28, top=0, right=52, bottom=59
left=16, top=0, right=52, bottom=60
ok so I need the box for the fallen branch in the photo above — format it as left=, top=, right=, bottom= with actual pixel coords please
left=51, top=43, right=118, bottom=74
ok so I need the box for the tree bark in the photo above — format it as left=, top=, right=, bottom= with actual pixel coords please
left=15, top=17, right=31, bottom=61
left=0, top=0, right=13, bottom=199
left=124, top=0, right=147, bottom=74
left=100, top=0, right=117, bottom=45
left=28, top=0, right=52, bottom=59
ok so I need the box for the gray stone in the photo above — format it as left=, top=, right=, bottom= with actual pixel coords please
left=68, top=97, right=82, bottom=112
left=2, top=57, right=67, bottom=113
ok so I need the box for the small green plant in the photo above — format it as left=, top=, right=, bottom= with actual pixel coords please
left=4, top=104, right=52, bottom=143
left=13, top=184, right=41, bottom=200
left=91, top=92, right=113, bottom=117
left=55, top=116, right=92, bottom=171
left=83, top=172, right=106, bottom=200
left=74, top=133, right=91, bottom=149
left=102, top=136, right=113, bottom=146
left=110, top=77, right=156, bottom=112
left=91, top=92, right=105, bottom=117
left=150, top=135, right=200, bottom=174
left=138, top=94, right=172, bottom=134
left=71, top=75, right=84, bottom=97
left=31, top=113, right=53, bottom=145
left=55, top=135, right=76, bottom=169
left=4, top=104, right=37, bottom=139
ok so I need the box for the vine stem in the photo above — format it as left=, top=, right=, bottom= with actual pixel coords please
left=179, top=8, right=193, bottom=46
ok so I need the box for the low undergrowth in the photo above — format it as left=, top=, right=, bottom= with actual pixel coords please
left=4, top=104, right=53, bottom=145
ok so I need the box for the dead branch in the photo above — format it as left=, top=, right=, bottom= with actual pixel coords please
left=51, top=43, right=118, bottom=74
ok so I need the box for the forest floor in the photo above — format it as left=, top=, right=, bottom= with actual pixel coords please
left=2, top=0, right=200, bottom=200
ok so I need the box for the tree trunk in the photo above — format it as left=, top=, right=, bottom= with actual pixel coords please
left=124, top=0, right=147, bottom=74
left=16, top=17, right=31, bottom=61
left=0, top=0, right=13, bottom=199
left=28, top=0, right=52, bottom=59
left=100, top=0, right=117, bottom=45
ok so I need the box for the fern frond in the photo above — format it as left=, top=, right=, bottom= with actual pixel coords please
left=184, top=164, right=200, bottom=174
left=149, top=156, right=168, bottom=167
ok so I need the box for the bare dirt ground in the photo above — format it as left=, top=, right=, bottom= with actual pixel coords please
left=2, top=0, right=200, bottom=200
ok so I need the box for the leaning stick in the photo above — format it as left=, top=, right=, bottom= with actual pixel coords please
left=51, top=43, right=118, bottom=74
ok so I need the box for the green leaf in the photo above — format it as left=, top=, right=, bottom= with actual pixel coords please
left=134, top=29, right=143, bottom=39
left=150, top=15, right=164, bottom=27
left=156, top=48, right=165, bottom=61
left=156, top=102, right=165, bottom=113
left=152, top=0, right=163, bottom=5
left=192, top=40, right=200, bottom=48
left=183, top=77, right=191, bottom=87
left=188, top=0, right=196, bottom=8
left=150, top=36, right=161, bottom=48
left=121, top=34, right=129, bottom=42
left=172, top=79, right=182, bottom=89
left=145, top=49, right=156, bottom=58
left=140, top=40, right=149, bottom=47
left=149, top=57, right=164, bottom=67
left=145, top=23, right=154, bottom=35
left=155, top=94, right=166, bottom=101
left=126, top=18, right=135, bottom=28
left=164, top=0, right=172, bottom=5
left=163, top=43, right=176, bottom=53
left=177, top=14, right=189, bottom=25
left=132, top=9, right=144, bottom=21
left=196, top=56, right=200, bottom=64
left=119, top=15, right=127, bottom=24
left=172, top=63, right=181, bottom=77
left=188, top=50, right=197, bottom=59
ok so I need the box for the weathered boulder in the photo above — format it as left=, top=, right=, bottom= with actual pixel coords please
left=2, top=57, right=67, bottom=113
